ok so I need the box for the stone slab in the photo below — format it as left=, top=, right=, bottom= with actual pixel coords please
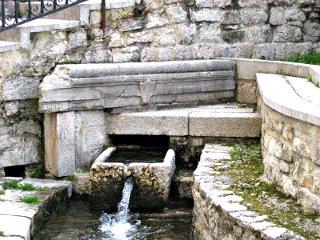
left=107, top=110, right=189, bottom=136
left=107, top=104, right=259, bottom=137
left=189, top=112, right=261, bottom=137
left=0, top=215, right=30, bottom=240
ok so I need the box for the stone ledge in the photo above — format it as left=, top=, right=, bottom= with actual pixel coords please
left=0, top=19, right=80, bottom=49
left=192, top=144, right=304, bottom=240
left=257, top=73, right=320, bottom=127
left=0, top=41, right=21, bottom=53
left=0, top=178, right=72, bottom=239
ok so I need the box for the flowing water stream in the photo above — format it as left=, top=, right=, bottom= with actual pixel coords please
left=99, top=178, right=142, bottom=239
left=34, top=178, right=193, bottom=240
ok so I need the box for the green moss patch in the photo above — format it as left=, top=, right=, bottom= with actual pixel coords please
left=215, top=141, right=320, bottom=239
left=3, top=181, right=47, bottom=192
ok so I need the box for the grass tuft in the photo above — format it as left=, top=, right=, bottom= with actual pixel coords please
left=282, top=50, right=320, bottom=65
left=19, top=196, right=39, bottom=205
left=3, top=181, right=47, bottom=191
left=0, top=231, right=4, bottom=237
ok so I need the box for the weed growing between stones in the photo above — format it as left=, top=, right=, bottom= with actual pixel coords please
left=19, top=196, right=39, bottom=205
left=3, top=181, right=47, bottom=191
left=0, top=190, right=4, bottom=195
left=282, top=50, right=320, bottom=65
left=216, top=141, right=320, bottom=239
left=0, top=231, right=4, bottom=237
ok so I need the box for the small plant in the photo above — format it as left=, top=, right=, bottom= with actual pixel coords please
left=281, top=50, right=320, bottom=65
left=19, top=196, right=39, bottom=205
left=0, top=190, right=4, bottom=195
left=317, top=82, right=320, bottom=88
left=0, top=231, right=5, bottom=237
left=307, top=75, right=313, bottom=82
left=3, top=181, right=47, bottom=192
left=162, top=207, right=170, bottom=212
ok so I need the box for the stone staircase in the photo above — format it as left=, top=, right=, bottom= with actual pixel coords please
left=0, top=0, right=137, bottom=52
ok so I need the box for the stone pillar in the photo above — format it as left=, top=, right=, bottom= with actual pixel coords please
left=44, top=110, right=108, bottom=177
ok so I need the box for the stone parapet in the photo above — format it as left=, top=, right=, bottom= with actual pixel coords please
left=193, top=144, right=304, bottom=240
left=227, top=58, right=320, bottom=104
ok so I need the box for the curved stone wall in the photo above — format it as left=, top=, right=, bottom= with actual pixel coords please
left=257, top=73, right=320, bottom=213
left=193, top=144, right=304, bottom=240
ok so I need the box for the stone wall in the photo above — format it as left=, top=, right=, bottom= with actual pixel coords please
left=0, top=0, right=319, bottom=172
left=193, top=144, right=303, bottom=240
left=94, top=0, right=320, bottom=62
left=259, top=98, right=320, bottom=213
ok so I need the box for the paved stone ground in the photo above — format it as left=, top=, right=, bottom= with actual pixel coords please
left=0, top=178, right=72, bottom=240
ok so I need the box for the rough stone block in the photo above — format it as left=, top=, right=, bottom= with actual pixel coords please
left=236, top=79, right=257, bottom=104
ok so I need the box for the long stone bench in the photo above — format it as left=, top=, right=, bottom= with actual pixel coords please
left=257, top=73, right=320, bottom=213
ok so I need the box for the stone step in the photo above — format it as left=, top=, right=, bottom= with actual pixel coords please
left=0, top=41, right=21, bottom=53
left=0, top=178, right=72, bottom=239
left=0, top=19, right=79, bottom=48
left=106, top=103, right=261, bottom=137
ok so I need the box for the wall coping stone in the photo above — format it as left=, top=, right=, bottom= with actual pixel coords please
left=257, top=73, right=320, bottom=127
left=225, top=58, right=320, bottom=86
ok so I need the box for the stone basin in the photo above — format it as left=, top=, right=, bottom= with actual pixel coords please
left=90, top=147, right=176, bottom=212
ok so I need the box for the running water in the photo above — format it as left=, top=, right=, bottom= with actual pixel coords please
left=99, top=178, right=141, bottom=240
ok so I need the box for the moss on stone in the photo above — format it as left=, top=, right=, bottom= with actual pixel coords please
left=213, top=141, right=320, bottom=239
